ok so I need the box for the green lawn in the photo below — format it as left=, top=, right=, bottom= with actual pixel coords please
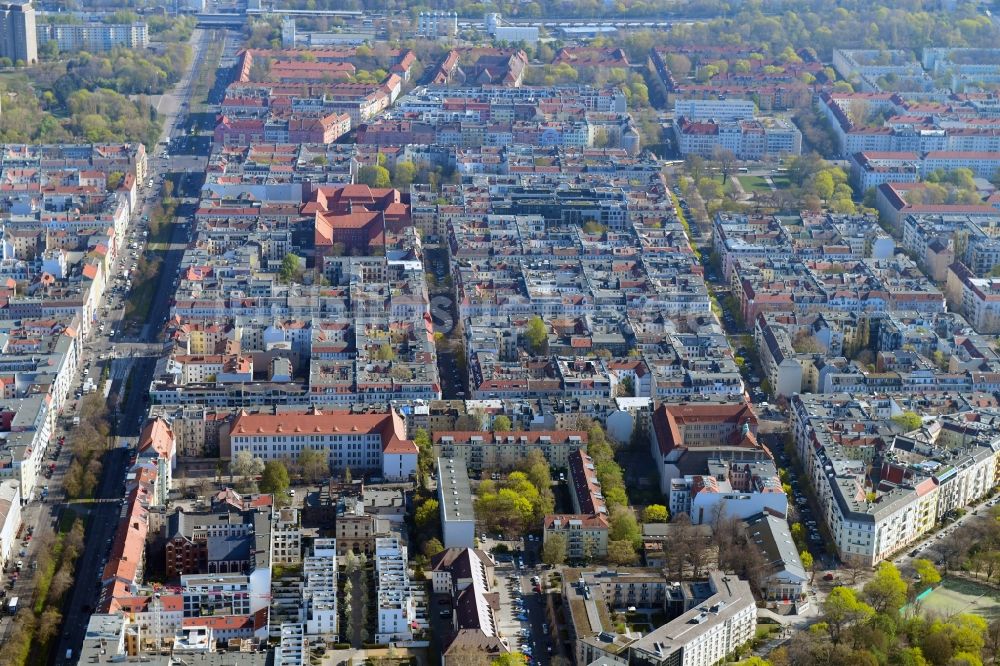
left=738, top=175, right=773, bottom=192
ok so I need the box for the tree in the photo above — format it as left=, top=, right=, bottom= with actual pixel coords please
left=230, top=450, right=264, bottom=481
left=35, top=607, right=62, bottom=644
left=454, top=413, right=484, bottom=431
left=422, top=537, right=444, bottom=558
left=415, top=498, right=440, bottom=529
left=259, top=460, right=290, bottom=495
left=278, top=253, right=303, bottom=283
left=298, top=448, right=328, bottom=484
left=607, top=539, right=638, bottom=565
left=892, top=411, right=923, bottom=432
left=813, top=170, right=835, bottom=201
left=524, top=315, right=548, bottom=355
left=642, top=505, right=669, bottom=523
left=822, top=587, right=875, bottom=644
left=800, top=550, right=815, bottom=583
left=863, top=562, right=908, bottom=614
left=358, top=165, right=391, bottom=188
left=609, top=505, right=641, bottom=546
left=493, top=415, right=513, bottom=432
left=392, top=160, right=417, bottom=188
left=542, top=533, right=567, bottom=566
left=913, top=558, right=942, bottom=590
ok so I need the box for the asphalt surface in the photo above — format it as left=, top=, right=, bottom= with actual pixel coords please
left=49, top=27, right=220, bottom=665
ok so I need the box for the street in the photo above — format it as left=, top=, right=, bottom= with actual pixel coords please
left=44, top=26, right=221, bottom=665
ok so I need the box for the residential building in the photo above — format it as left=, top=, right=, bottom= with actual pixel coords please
left=437, top=457, right=475, bottom=549
left=562, top=568, right=755, bottom=666
left=674, top=116, right=801, bottom=159
left=272, top=507, right=302, bottom=565
left=946, top=262, right=1000, bottom=334
left=791, top=394, right=1000, bottom=566
left=302, top=538, right=338, bottom=639
left=429, top=547, right=495, bottom=595
left=543, top=513, right=610, bottom=559
left=433, top=430, right=587, bottom=472
left=163, top=507, right=271, bottom=579
left=667, top=458, right=787, bottom=525
left=0, top=1, right=36, bottom=64
left=36, top=21, right=148, bottom=52
left=628, top=572, right=756, bottom=666
left=436, top=547, right=510, bottom=665
left=417, top=11, right=457, bottom=37
left=374, top=537, right=414, bottom=643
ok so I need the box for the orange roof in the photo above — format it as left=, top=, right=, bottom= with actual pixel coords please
left=139, top=417, right=175, bottom=460
left=231, top=409, right=416, bottom=455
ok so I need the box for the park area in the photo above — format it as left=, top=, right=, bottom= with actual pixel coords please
left=919, top=577, right=1000, bottom=621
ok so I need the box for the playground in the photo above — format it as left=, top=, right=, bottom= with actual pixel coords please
left=919, top=576, right=1000, bottom=620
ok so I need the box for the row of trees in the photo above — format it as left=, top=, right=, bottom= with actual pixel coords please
left=0, top=518, right=86, bottom=666
left=64, top=393, right=111, bottom=499
left=228, top=449, right=332, bottom=494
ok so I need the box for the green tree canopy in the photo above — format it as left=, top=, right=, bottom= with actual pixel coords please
left=524, top=316, right=548, bottom=355
left=542, top=533, right=567, bottom=566
left=892, top=411, right=923, bottom=432
left=357, top=164, right=391, bottom=188
left=259, top=460, right=290, bottom=495
left=863, top=561, right=908, bottom=614
left=642, top=504, right=669, bottom=523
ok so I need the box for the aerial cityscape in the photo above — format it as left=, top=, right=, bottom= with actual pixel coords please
left=1, top=0, right=1000, bottom=664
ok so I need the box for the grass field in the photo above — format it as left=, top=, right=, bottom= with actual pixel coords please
left=738, top=175, right=773, bottom=192
left=920, top=577, right=1000, bottom=620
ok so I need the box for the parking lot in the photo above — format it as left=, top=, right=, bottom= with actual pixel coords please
left=496, top=562, right=553, bottom=665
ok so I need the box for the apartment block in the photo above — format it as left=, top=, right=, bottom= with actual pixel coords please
left=302, top=538, right=338, bottom=639
left=374, top=537, right=414, bottom=643
left=628, top=572, right=756, bottom=666
left=437, top=457, right=475, bottom=549
left=433, top=430, right=587, bottom=472
left=37, top=21, right=148, bottom=52
left=0, top=0, right=36, bottom=64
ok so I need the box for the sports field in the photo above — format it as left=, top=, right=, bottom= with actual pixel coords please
left=920, top=577, right=1000, bottom=620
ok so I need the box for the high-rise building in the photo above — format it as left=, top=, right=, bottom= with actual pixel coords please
left=0, top=0, right=36, bottom=65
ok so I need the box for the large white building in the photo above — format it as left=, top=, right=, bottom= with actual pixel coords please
left=485, top=13, right=538, bottom=44
left=417, top=11, right=457, bottom=37
left=674, top=116, right=801, bottom=159
left=673, top=98, right=756, bottom=121
left=375, top=537, right=414, bottom=644
left=228, top=410, right=417, bottom=481
left=792, top=394, right=1000, bottom=566
left=36, top=21, right=148, bottom=53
